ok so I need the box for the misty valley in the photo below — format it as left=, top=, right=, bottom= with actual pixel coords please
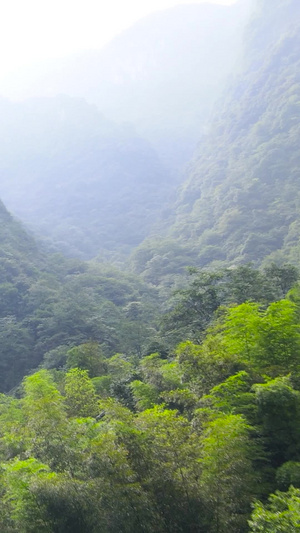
left=0, top=0, right=300, bottom=531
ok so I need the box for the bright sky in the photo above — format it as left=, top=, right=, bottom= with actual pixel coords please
left=0, top=0, right=237, bottom=76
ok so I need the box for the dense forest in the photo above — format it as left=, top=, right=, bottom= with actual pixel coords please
left=0, top=255, right=300, bottom=531
left=0, top=0, right=300, bottom=530
left=1, top=196, right=300, bottom=530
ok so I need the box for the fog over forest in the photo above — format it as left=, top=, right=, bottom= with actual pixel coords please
left=1, top=0, right=300, bottom=531
left=0, top=0, right=253, bottom=260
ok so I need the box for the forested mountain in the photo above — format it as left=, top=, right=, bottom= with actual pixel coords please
left=0, top=95, right=171, bottom=259
left=0, top=1, right=252, bottom=168
left=1, top=1, right=300, bottom=530
left=155, top=0, right=300, bottom=268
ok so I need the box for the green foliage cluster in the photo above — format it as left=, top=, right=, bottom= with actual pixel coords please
left=161, top=263, right=298, bottom=346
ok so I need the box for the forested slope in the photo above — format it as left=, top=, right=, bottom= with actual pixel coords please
left=0, top=198, right=40, bottom=271
left=147, top=0, right=300, bottom=270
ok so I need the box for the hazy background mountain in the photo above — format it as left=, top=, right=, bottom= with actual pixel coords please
left=1, top=1, right=253, bottom=170
left=0, top=95, right=173, bottom=259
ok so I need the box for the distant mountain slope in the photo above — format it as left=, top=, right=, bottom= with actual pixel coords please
left=0, top=95, right=171, bottom=259
left=0, top=1, right=253, bottom=169
left=162, top=0, right=300, bottom=267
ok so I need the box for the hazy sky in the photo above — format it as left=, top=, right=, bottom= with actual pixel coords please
left=1, top=0, right=237, bottom=76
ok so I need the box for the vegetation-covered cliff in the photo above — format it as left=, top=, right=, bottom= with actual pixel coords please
left=162, top=0, right=300, bottom=268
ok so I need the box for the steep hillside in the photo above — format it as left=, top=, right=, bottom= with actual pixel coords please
left=0, top=197, right=42, bottom=286
left=0, top=1, right=253, bottom=169
left=0, top=201, right=45, bottom=389
left=0, top=95, right=171, bottom=259
left=0, top=198, right=38, bottom=261
left=159, top=0, right=300, bottom=268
